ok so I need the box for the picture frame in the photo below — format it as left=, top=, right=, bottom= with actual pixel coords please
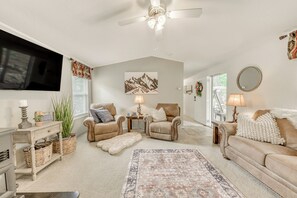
left=124, top=72, right=158, bottom=94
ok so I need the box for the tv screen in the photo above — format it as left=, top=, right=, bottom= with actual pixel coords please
left=0, top=29, right=63, bottom=91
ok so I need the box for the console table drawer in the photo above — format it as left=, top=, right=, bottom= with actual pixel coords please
left=34, top=124, right=60, bottom=140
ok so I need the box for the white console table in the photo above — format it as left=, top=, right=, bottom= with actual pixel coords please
left=13, top=121, right=63, bottom=181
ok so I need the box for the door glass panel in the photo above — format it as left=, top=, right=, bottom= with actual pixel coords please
left=212, top=74, right=227, bottom=122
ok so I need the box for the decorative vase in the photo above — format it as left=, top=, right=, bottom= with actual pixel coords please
left=35, top=122, right=43, bottom=127
left=52, top=133, right=77, bottom=155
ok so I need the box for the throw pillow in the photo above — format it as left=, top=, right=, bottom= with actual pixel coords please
left=152, top=107, right=167, bottom=122
left=95, top=109, right=115, bottom=123
left=237, top=112, right=285, bottom=145
left=90, top=108, right=103, bottom=123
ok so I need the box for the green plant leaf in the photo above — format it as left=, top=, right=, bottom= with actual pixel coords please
left=52, top=95, right=74, bottom=138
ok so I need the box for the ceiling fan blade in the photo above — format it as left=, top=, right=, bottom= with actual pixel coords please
left=167, top=8, right=202, bottom=19
left=150, top=0, right=160, bottom=7
left=118, top=16, right=147, bottom=26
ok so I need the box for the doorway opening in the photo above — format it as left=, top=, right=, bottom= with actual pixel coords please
left=206, top=73, right=227, bottom=125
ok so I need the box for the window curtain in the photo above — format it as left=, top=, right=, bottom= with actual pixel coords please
left=288, top=30, right=297, bottom=60
left=71, top=60, right=92, bottom=80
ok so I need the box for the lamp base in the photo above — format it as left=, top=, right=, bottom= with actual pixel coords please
left=18, top=119, right=32, bottom=129
left=232, top=106, right=238, bottom=123
left=137, top=104, right=142, bottom=115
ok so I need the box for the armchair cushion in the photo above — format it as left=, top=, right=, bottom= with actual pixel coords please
left=94, top=121, right=119, bottom=135
left=150, top=122, right=172, bottom=134
left=156, top=103, right=180, bottom=121
left=95, top=109, right=115, bottom=123
left=152, top=107, right=167, bottom=122
left=90, top=108, right=103, bottom=123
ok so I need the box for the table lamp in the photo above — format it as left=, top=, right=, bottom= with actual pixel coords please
left=134, top=95, right=144, bottom=115
left=227, top=93, right=246, bottom=123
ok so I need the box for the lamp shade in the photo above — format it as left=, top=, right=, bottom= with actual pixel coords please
left=134, top=95, right=144, bottom=104
left=227, top=94, right=245, bottom=107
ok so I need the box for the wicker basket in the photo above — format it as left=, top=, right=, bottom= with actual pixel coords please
left=52, top=134, right=76, bottom=155
left=23, top=141, right=52, bottom=168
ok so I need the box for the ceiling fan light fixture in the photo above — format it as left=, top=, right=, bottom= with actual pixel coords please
left=147, top=17, right=156, bottom=29
left=155, top=23, right=164, bottom=32
left=157, top=14, right=166, bottom=26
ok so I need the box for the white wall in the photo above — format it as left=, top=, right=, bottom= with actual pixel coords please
left=184, top=77, right=207, bottom=124
left=184, top=34, right=297, bottom=121
left=92, top=57, right=184, bottom=129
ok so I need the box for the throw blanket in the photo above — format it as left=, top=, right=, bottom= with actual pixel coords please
left=270, top=108, right=297, bottom=129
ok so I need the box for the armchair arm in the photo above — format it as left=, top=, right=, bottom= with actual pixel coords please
left=83, top=117, right=95, bottom=127
left=143, top=115, right=153, bottom=135
left=171, top=116, right=181, bottom=140
left=172, top=116, right=181, bottom=128
left=114, top=115, right=125, bottom=135
left=83, top=117, right=95, bottom=142
left=219, top=123, right=237, bottom=158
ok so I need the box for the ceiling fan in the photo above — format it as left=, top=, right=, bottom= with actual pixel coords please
left=118, top=0, right=202, bottom=31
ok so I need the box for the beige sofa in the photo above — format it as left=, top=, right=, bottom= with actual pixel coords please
left=145, top=103, right=181, bottom=141
left=219, top=110, right=297, bottom=197
left=83, top=103, right=125, bottom=142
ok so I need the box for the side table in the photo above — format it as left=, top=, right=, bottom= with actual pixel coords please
left=212, top=121, right=224, bottom=144
left=212, top=121, right=234, bottom=144
left=126, top=115, right=146, bottom=132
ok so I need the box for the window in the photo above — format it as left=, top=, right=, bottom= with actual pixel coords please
left=72, top=76, right=89, bottom=117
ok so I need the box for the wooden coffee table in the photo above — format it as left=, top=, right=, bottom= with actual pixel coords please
left=126, top=115, right=145, bottom=132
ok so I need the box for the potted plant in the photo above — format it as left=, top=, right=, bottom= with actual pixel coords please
left=51, top=96, right=76, bottom=155
left=34, top=112, right=44, bottom=127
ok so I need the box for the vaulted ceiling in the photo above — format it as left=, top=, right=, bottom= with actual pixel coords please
left=0, top=0, right=296, bottom=77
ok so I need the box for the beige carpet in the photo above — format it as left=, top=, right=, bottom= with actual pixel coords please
left=16, top=120, right=280, bottom=198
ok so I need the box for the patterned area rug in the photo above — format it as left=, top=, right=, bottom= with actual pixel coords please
left=121, top=149, right=243, bottom=198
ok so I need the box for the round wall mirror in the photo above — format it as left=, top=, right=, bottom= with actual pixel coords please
left=237, top=66, right=262, bottom=92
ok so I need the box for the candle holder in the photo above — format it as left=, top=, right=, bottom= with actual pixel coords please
left=18, top=106, right=32, bottom=129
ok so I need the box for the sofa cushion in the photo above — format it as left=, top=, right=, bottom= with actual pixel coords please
left=252, top=109, right=270, bottom=120
left=149, top=122, right=171, bottom=134
left=276, top=118, right=297, bottom=150
left=252, top=109, right=297, bottom=150
left=228, top=136, right=297, bottom=165
left=266, top=154, right=297, bottom=186
left=237, top=113, right=285, bottom=145
left=94, top=121, right=118, bottom=135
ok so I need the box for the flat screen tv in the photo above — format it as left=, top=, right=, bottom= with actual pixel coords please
left=0, top=29, right=63, bottom=91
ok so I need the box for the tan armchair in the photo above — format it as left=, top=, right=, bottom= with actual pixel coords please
left=83, top=103, right=125, bottom=142
left=145, top=103, right=181, bottom=141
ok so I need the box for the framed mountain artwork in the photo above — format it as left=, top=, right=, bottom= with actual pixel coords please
left=124, top=72, right=158, bottom=94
